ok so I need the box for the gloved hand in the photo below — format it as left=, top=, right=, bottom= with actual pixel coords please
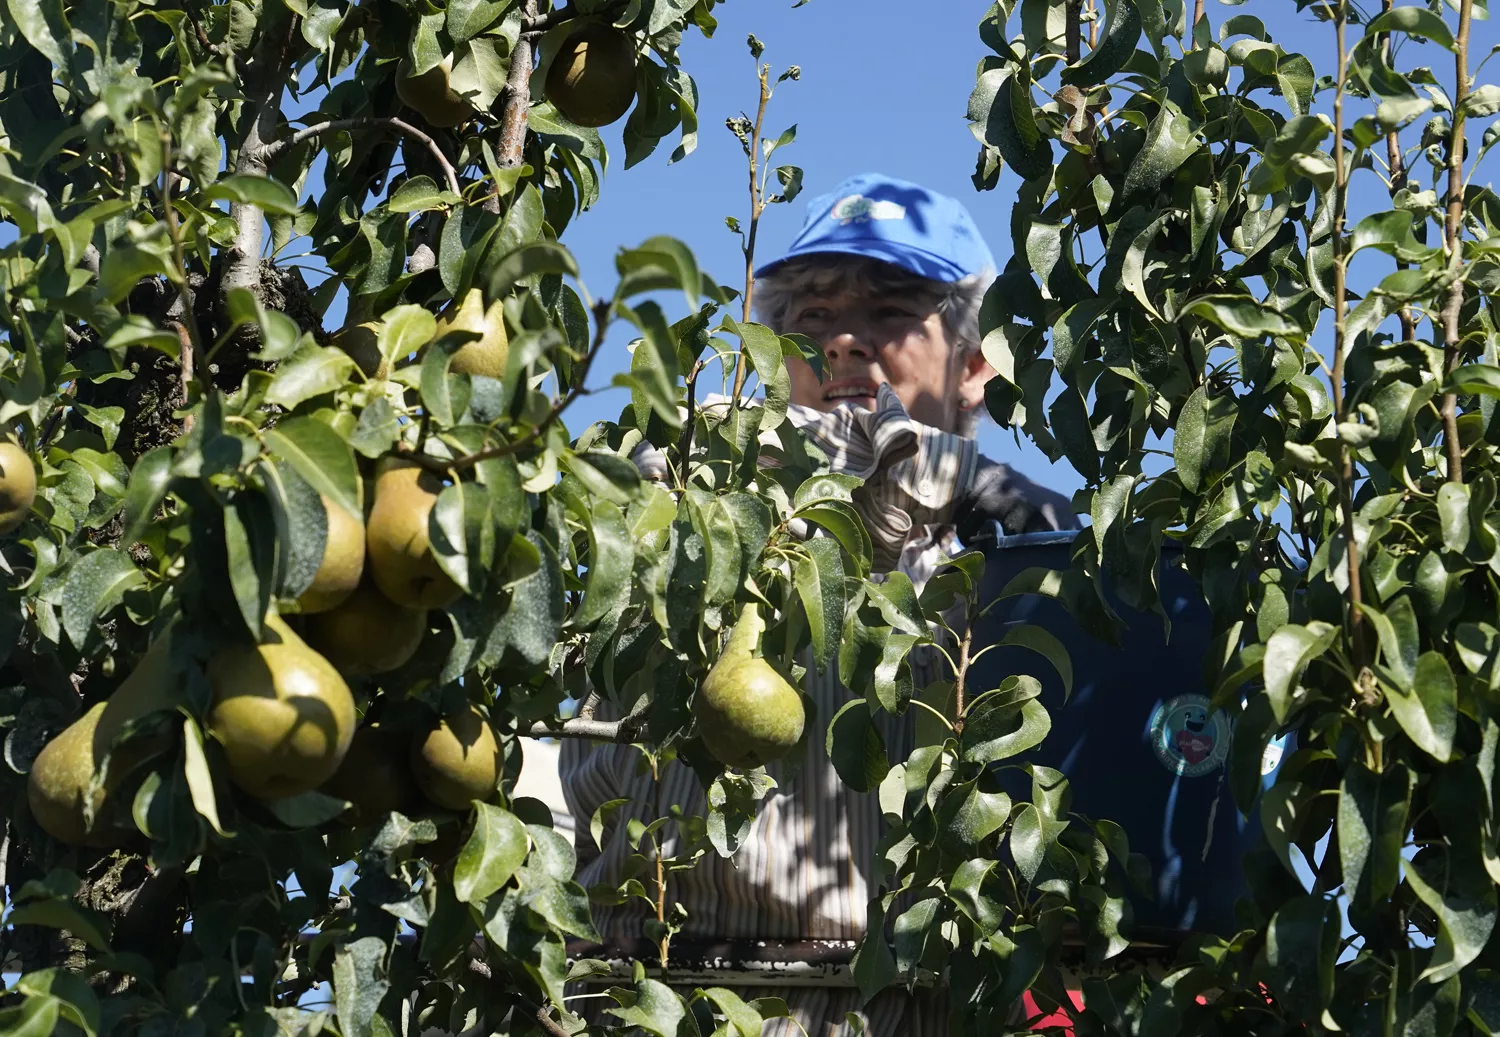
left=953, top=462, right=1080, bottom=548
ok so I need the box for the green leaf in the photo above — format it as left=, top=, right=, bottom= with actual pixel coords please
left=122, top=446, right=175, bottom=545
left=7, top=899, right=111, bottom=953
left=420, top=331, right=473, bottom=428
left=1061, top=0, right=1141, bottom=85
left=6, top=0, right=70, bottom=67
left=893, top=895, right=943, bottom=975
left=701, top=988, right=765, bottom=1037
left=224, top=492, right=276, bottom=639
left=487, top=241, right=580, bottom=299
left=1338, top=761, right=1410, bottom=904
left=16, top=972, right=97, bottom=1037
left=573, top=500, right=632, bottom=631
left=1182, top=294, right=1302, bottom=339
left=376, top=304, right=438, bottom=371
left=205, top=174, right=301, bottom=215
left=349, top=399, right=402, bottom=459
left=606, top=976, right=684, bottom=1037
left=825, top=698, right=889, bottom=794
left=333, top=936, right=390, bottom=1037
left=1359, top=595, right=1419, bottom=689
left=95, top=246, right=171, bottom=306
left=948, top=859, right=1003, bottom=937
left=264, top=789, right=351, bottom=828
left=387, top=175, right=456, bottom=213
left=799, top=502, right=873, bottom=571
left=850, top=900, right=898, bottom=1002
left=429, top=481, right=494, bottom=596
left=265, top=342, right=357, bottom=410
left=61, top=550, right=146, bottom=650
left=1385, top=652, right=1457, bottom=761
left=265, top=416, right=362, bottom=520
left=1439, top=481, right=1470, bottom=552
left=1262, top=621, right=1337, bottom=723
left=1406, top=850, right=1498, bottom=983
left=1010, top=803, right=1048, bottom=882
left=962, top=694, right=1051, bottom=765
left=1365, top=5, right=1457, bottom=49
left=1464, top=83, right=1500, bottom=118
left=992, top=624, right=1074, bottom=699
left=181, top=715, right=229, bottom=837
left=0, top=996, right=61, bottom=1037
left=453, top=803, right=530, bottom=905
left=795, top=538, right=846, bottom=673
left=1265, top=896, right=1339, bottom=1018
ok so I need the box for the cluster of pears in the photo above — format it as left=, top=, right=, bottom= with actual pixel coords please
left=391, top=20, right=637, bottom=132
left=26, top=462, right=507, bottom=847
left=694, top=604, right=806, bottom=770
left=336, top=288, right=508, bottom=383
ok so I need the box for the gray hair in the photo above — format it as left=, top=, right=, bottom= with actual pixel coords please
left=752, top=254, right=994, bottom=436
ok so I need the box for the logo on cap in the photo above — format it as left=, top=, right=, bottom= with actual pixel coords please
left=1148, top=694, right=1230, bottom=777
left=829, top=195, right=906, bottom=225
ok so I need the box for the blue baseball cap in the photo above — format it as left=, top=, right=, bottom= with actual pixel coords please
left=754, top=172, right=996, bottom=284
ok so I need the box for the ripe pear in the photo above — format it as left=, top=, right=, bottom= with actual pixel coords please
left=302, top=576, right=427, bottom=677
left=410, top=705, right=501, bottom=811
left=335, top=321, right=387, bottom=380
left=320, top=724, right=420, bottom=826
left=206, top=615, right=357, bottom=801
left=366, top=458, right=462, bottom=609
left=434, top=288, right=508, bottom=379
left=695, top=604, right=805, bottom=769
left=27, top=636, right=177, bottom=847
left=545, top=23, right=638, bottom=128
left=298, top=498, right=366, bottom=614
left=0, top=440, right=36, bottom=534
left=395, top=56, right=472, bottom=128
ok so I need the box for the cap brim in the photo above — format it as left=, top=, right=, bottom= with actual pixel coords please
left=754, top=241, right=970, bottom=283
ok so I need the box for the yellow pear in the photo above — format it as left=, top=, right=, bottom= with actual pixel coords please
left=395, top=56, right=473, bottom=128
left=206, top=615, right=356, bottom=800
left=298, top=497, right=366, bottom=614
left=366, top=457, right=462, bottom=609
left=302, top=576, right=427, bottom=677
left=433, top=288, right=508, bottom=379
left=27, top=636, right=177, bottom=847
left=410, top=705, right=501, bottom=811
left=334, top=321, right=386, bottom=380
left=695, top=604, right=805, bottom=769
left=0, top=440, right=36, bottom=534
left=320, top=724, right=421, bottom=826
left=545, top=23, right=638, bottom=128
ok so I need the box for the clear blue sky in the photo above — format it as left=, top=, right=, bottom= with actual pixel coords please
left=555, top=0, right=1500, bottom=502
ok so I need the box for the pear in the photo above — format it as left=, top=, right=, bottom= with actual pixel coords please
left=334, top=321, right=387, bottom=380
left=302, top=576, right=427, bottom=677
left=366, top=457, right=462, bottom=609
left=206, top=615, right=356, bottom=800
left=546, top=23, right=638, bottom=128
left=0, top=440, right=36, bottom=534
left=395, top=56, right=473, bottom=128
left=27, top=636, right=177, bottom=847
left=320, top=724, right=420, bottom=826
left=410, top=705, right=501, bottom=811
left=695, top=604, right=805, bottom=769
left=298, top=497, right=366, bottom=614
left=433, top=288, right=508, bottom=379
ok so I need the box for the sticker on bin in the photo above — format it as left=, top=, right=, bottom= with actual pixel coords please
left=1148, top=694, right=1231, bottom=777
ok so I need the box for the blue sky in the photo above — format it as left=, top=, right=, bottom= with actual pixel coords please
left=552, top=0, right=1500, bottom=501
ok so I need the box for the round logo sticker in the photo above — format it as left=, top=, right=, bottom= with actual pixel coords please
left=1148, top=694, right=1231, bottom=777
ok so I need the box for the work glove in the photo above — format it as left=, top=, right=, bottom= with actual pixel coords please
left=952, top=461, right=1080, bottom=548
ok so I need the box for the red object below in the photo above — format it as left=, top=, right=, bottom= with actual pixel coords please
left=1023, top=990, right=1086, bottom=1031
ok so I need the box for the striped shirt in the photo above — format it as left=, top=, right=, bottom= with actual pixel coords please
left=562, top=390, right=1076, bottom=1036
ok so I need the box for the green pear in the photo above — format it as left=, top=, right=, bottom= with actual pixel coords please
left=545, top=23, right=638, bottom=128
left=695, top=604, right=805, bottom=769
left=27, top=636, right=177, bottom=846
left=319, top=724, right=420, bottom=826
left=0, top=440, right=36, bottom=534
left=334, top=320, right=387, bottom=380
left=302, top=576, right=427, bottom=676
left=366, top=457, right=462, bottom=609
left=207, top=615, right=356, bottom=800
left=410, top=705, right=501, bottom=811
left=433, top=288, right=508, bottom=379
left=395, top=56, right=473, bottom=128
left=297, top=497, right=366, bottom=614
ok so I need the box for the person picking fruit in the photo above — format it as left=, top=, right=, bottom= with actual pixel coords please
left=562, top=173, right=1079, bottom=1036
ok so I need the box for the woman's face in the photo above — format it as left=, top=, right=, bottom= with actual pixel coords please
left=781, top=286, right=987, bottom=432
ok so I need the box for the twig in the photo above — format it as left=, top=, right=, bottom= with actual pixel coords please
left=730, top=65, right=773, bottom=404
left=952, top=616, right=974, bottom=736
left=406, top=299, right=610, bottom=474
left=498, top=0, right=540, bottom=168
left=172, top=321, right=196, bottom=434
left=524, top=692, right=648, bottom=742
left=160, top=160, right=206, bottom=430
left=1439, top=0, right=1475, bottom=484
left=1085, top=0, right=1099, bottom=48
left=262, top=118, right=461, bottom=197
left=1330, top=3, right=1367, bottom=669
left=465, top=960, right=573, bottom=1037
left=1380, top=0, right=1416, bottom=342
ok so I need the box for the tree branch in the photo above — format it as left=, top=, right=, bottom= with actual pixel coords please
left=221, top=12, right=298, bottom=307
left=498, top=0, right=540, bottom=168
left=1066, top=0, right=1083, bottom=64
left=262, top=117, right=461, bottom=197
left=1440, top=0, right=1474, bottom=484
left=730, top=64, right=773, bottom=405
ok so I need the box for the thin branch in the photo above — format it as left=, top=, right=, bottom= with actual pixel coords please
left=262, top=118, right=461, bottom=197
left=533, top=1006, right=572, bottom=1037
left=521, top=713, right=646, bottom=742
left=952, top=616, right=974, bottom=736
left=1331, top=3, right=1367, bottom=669
left=498, top=0, right=540, bottom=168
left=1085, top=0, right=1099, bottom=49
left=730, top=65, right=773, bottom=404
left=1440, top=0, right=1475, bottom=484
left=405, top=299, right=610, bottom=475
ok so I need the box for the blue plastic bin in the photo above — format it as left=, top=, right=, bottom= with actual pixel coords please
left=969, top=531, right=1281, bottom=941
